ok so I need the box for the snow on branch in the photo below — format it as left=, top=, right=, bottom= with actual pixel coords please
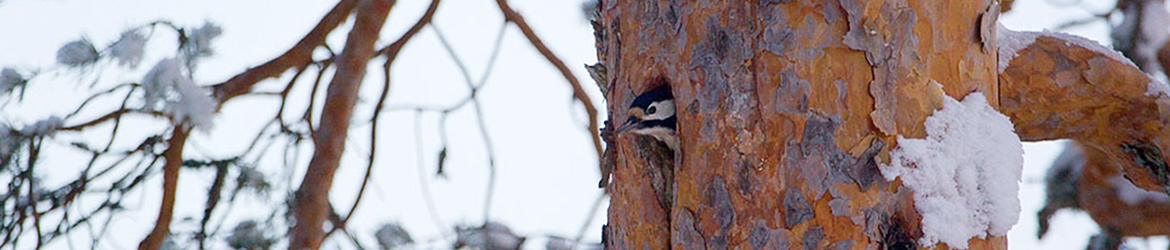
left=998, top=20, right=1170, bottom=192
left=56, top=38, right=99, bottom=67
left=997, top=24, right=1137, bottom=73
left=881, top=91, right=1023, bottom=249
left=142, top=58, right=217, bottom=130
left=110, top=29, right=148, bottom=68
left=182, top=22, right=222, bottom=59
left=0, top=68, right=25, bottom=95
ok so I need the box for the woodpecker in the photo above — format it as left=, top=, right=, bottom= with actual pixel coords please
left=615, top=85, right=679, bottom=152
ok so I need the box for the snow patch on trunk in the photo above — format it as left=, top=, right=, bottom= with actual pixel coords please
left=880, top=92, right=1023, bottom=249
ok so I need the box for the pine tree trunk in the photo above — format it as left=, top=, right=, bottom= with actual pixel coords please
left=600, top=1, right=1004, bottom=248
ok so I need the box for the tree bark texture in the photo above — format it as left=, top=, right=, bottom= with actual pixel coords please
left=999, top=33, right=1170, bottom=193
left=595, top=0, right=1016, bottom=248
left=600, top=0, right=1170, bottom=249
left=290, top=0, right=393, bottom=249
left=1070, top=144, right=1170, bottom=240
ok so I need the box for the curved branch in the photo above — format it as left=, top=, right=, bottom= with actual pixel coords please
left=290, top=0, right=395, bottom=248
left=59, top=109, right=165, bottom=132
left=136, top=126, right=189, bottom=250
left=211, top=0, right=358, bottom=103
left=494, top=0, right=603, bottom=160
left=999, top=27, right=1170, bottom=193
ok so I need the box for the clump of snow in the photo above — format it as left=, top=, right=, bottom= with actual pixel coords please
left=1109, top=175, right=1170, bottom=205
left=0, top=68, right=25, bottom=94
left=996, top=24, right=1041, bottom=73
left=109, top=29, right=147, bottom=68
left=225, top=220, right=274, bottom=250
left=56, top=38, right=99, bottom=66
left=20, top=116, right=62, bottom=136
left=546, top=236, right=574, bottom=250
left=1148, top=78, right=1170, bottom=97
left=183, top=22, right=222, bottom=58
left=0, top=123, right=22, bottom=167
left=374, top=223, right=413, bottom=250
left=880, top=92, right=1024, bottom=249
left=142, top=58, right=217, bottom=130
left=455, top=222, right=525, bottom=250
left=236, top=166, right=270, bottom=194
left=997, top=24, right=1137, bottom=73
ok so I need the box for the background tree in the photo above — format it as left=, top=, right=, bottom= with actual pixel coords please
left=2, top=0, right=1169, bottom=249
left=0, top=0, right=608, bottom=249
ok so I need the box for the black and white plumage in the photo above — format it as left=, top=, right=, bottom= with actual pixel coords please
left=615, top=85, right=678, bottom=151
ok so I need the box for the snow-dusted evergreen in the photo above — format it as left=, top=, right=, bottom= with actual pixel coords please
left=56, top=38, right=99, bottom=66
left=0, top=68, right=24, bottom=94
left=0, top=123, right=20, bottom=166
left=455, top=222, right=525, bottom=250
left=142, top=58, right=217, bottom=130
left=110, top=29, right=148, bottom=68
left=374, top=223, right=413, bottom=250
left=20, top=116, right=62, bottom=136
left=225, top=220, right=274, bottom=250
left=183, top=22, right=222, bottom=58
left=880, top=91, right=1024, bottom=249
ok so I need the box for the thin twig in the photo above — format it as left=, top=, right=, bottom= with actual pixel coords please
left=495, top=0, right=603, bottom=160
left=431, top=22, right=502, bottom=222
left=414, top=110, right=449, bottom=234
left=211, top=0, right=357, bottom=103
left=342, top=0, right=445, bottom=232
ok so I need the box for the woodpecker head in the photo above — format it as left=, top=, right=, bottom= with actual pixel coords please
left=615, top=85, right=678, bottom=150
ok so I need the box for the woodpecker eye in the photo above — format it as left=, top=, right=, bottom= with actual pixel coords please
left=647, top=106, right=657, bottom=115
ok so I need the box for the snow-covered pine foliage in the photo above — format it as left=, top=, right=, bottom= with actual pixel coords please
left=455, top=222, right=525, bottom=250
left=110, top=29, right=147, bottom=68
left=880, top=92, right=1023, bottom=249
left=56, top=38, right=99, bottom=66
left=225, top=220, right=274, bottom=250
left=183, top=22, right=222, bottom=59
left=142, top=58, right=217, bottom=130
left=374, top=223, right=413, bottom=250
left=0, top=68, right=25, bottom=95
left=20, top=116, right=62, bottom=136
left=0, top=123, right=20, bottom=169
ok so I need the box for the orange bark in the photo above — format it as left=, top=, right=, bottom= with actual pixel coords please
left=289, top=0, right=394, bottom=249
left=999, top=34, right=1170, bottom=192
left=211, top=0, right=357, bottom=104
left=138, top=127, right=189, bottom=250
left=600, top=0, right=1004, bottom=248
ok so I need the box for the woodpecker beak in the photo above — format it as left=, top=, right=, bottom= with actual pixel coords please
left=614, top=117, right=644, bottom=134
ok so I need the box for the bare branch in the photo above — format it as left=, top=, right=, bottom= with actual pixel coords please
left=211, top=0, right=357, bottom=103
left=341, top=0, right=444, bottom=234
left=495, top=0, right=603, bottom=160
left=136, top=126, right=189, bottom=250
left=290, top=0, right=395, bottom=248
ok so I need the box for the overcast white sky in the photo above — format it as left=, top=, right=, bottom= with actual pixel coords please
left=0, top=0, right=1165, bottom=249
